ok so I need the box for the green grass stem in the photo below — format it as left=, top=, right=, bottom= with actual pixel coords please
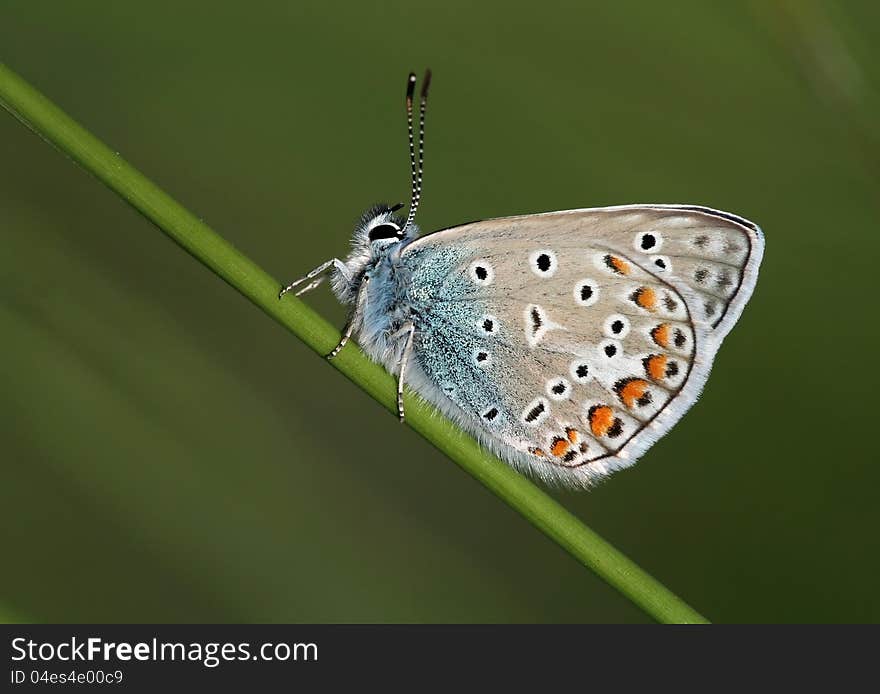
left=0, top=62, right=709, bottom=624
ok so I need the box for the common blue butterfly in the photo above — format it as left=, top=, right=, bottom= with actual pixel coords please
left=280, top=71, right=764, bottom=488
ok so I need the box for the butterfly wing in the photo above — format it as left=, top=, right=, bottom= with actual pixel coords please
left=396, top=204, right=763, bottom=487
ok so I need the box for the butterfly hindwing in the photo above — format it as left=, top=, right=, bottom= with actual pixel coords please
left=397, top=205, right=763, bottom=487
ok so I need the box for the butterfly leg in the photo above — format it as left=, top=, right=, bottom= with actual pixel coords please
left=291, top=276, right=325, bottom=296
left=394, top=320, right=416, bottom=423
left=278, top=258, right=350, bottom=299
left=326, top=275, right=370, bottom=359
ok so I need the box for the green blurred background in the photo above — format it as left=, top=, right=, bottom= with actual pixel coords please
left=2, top=1, right=878, bottom=623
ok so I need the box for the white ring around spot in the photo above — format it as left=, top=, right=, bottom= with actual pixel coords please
left=650, top=255, right=671, bottom=273
left=546, top=377, right=571, bottom=401
left=478, top=314, right=499, bottom=335
left=598, top=339, right=622, bottom=359
left=468, top=259, right=494, bottom=286
left=570, top=360, right=592, bottom=384
left=521, top=397, right=550, bottom=427
left=573, top=278, right=599, bottom=307
left=634, top=230, right=663, bottom=253
left=603, top=314, right=631, bottom=339
left=529, top=249, right=558, bottom=277
left=473, top=349, right=492, bottom=367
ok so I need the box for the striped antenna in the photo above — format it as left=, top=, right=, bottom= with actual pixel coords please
left=402, top=69, right=432, bottom=234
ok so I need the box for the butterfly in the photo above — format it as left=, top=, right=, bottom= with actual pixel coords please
left=280, top=71, right=764, bottom=488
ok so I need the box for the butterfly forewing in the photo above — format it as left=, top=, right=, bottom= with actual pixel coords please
left=398, top=205, right=763, bottom=487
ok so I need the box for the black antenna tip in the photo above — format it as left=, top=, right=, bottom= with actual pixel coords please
left=421, top=69, right=432, bottom=98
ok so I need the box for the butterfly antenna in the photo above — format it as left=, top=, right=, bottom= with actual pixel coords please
left=402, top=69, right=431, bottom=234
left=416, top=70, right=431, bottom=210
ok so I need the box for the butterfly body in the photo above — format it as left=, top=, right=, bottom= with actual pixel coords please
left=281, top=73, right=764, bottom=488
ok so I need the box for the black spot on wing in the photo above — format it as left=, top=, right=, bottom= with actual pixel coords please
left=607, top=419, right=624, bottom=439
left=524, top=401, right=545, bottom=423
left=531, top=307, right=542, bottom=330
left=536, top=253, right=551, bottom=272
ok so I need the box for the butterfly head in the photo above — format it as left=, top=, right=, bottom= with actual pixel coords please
left=358, top=202, right=418, bottom=250
left=350, top=202, right=419, bottom=257
left=327, top=203, right=418, bottom=305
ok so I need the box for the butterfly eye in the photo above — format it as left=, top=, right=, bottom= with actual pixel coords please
left=368, top=223, right=402, bottom=242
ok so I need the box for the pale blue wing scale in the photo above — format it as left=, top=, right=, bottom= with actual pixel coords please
left=395, top=205, right=763, bottom=487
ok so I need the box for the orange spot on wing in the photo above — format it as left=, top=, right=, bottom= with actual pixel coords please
left=651, top=323, right=671, bottom=348
left=551, top=438, right=570, bottom=457
left=589, top=405, right=614, bottom=437
left=565, top=427, right=580, bottom=444
left=618, top=379, right=649, bottom=408
left=645, top=354, right=668, bottom=380
left=531, top=448, right=545, bottom=458
left=605, top=254, right=630, bottom=275
left=631, top=286, right=657, bottom=311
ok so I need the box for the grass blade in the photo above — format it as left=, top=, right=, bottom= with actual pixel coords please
left=0, top=62, right=709, bottom=624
